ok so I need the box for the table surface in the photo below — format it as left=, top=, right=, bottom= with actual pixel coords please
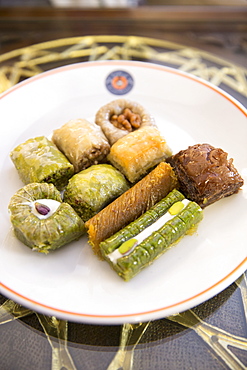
left=0, top=3, right=247, bottom=370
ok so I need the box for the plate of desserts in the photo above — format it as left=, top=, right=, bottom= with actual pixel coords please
left=0, top=60, right=246, bottom=324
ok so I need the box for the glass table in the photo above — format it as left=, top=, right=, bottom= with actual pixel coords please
left=0, top=35, right=247, bottom=370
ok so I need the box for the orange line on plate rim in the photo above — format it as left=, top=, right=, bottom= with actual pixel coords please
left=1, top=257, right=246, bottom=319
left=1, top=60, right=247, bottom=117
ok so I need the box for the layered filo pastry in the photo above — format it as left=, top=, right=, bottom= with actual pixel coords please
left=95, top=99, right=156, bottom=145
left=107, top=126, right=172, bottom=183
left=52, top=119, right=110, bottom=173
left=64, top=164, right=130, bottom=222
left=10, top=136, right=74, bottom=190
left=167, top=143, right=244, bottom=208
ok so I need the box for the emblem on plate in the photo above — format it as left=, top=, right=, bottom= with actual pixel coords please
left=105, top=70, right=134, bottom=95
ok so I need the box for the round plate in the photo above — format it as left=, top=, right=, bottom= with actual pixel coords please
left=0, top=60, right=246, bottom=324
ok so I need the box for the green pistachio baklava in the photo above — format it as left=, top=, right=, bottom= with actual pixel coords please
left=63, top=164, right=130, bottom=222
left=8, top=182, right=85, bottom=253
left=10, top=136, right=74, bottom=190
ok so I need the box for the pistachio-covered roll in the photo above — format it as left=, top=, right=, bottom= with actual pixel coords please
left=101, top=191, right=203, bottom=281
left=63, top=164, right=130, bottom=222
left=85, top=162, right=178, bottom=259
left=107, top=126, right=172, bottom=183
left=100, top=189, right=184, bottom=256
left=52, top=119, right=110, bottom=173
left=10, top=136, right=74, bottom=190
left=8, top=183, right=85, bottom=253
left=95, top=99, right=156, bottom=145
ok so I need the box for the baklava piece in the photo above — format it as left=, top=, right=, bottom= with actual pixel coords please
left=167, top=143, right=244, bottom=208
left=10, top=136, right=74, bottom=190
left=52, top=119, right=110, bottom=173
left=100, top=189, right=203, bottom=281
left=107, top=126, right=172, bottom=183
left=8, top=183, right=85, bottom=253
left=63, top=164, right=129, bottom=222
left=85, top=162, right=178, bottom=258
left=95, top=99, right=156, bottom=145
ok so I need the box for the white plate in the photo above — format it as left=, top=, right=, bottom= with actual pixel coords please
left=0, top=61, right=246, bottom=325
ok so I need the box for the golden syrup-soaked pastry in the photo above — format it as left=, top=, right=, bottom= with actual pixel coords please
left=95, top=99, right=156, bottom=145
left=52, top=119, right=110, bottom=173
left=63, top=164, right=130, bottom=222
left=85, top=162, right=178, bottom=258
left=107, top=126, right=172, bottom=183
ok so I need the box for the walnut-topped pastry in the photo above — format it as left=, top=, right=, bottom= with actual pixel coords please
left=95, top=99, right=156, bottom=145
left=167, top=143, right=244, bottom=208
left=110, top=107, right=141, bottom=132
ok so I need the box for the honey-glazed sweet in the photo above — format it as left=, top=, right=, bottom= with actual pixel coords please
left=52, top=118, right=110, bottom=173
left=167, top=143, right=244, bottom=208
left=107, top=126, right=172, bottom=183
left=63, top=164, right=130, bottom=222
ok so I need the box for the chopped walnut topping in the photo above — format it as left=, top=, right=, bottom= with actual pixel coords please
left=110, top=108, right=141, bottom=132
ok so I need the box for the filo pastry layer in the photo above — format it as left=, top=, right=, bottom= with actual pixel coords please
left=10, top=136, right=74, bottom=190
left=107, top=126, right=172, bottom=183
left=52, top=119, right=110, bottom=173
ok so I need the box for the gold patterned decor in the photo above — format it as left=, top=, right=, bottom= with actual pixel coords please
left=0, top=35, right=247, bottom=370
left=0, top=35, right=247, bottom=98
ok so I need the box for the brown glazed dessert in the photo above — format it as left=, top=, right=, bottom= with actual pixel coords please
left=167, top=143, right=244, bottom=208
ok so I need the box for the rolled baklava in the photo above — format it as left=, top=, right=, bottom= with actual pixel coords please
left=85, top=162, right=178, bottom=258
left=100, top=189, right=203, bottom=281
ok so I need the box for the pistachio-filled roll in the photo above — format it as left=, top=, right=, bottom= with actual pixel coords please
left=100, top=190, right=203, bottom=281
left=8, top=183, right=85, bottom=254
left=63, top=164, right=130, bottom=222
left=85, top=162, right=178, bottom=259
left=100, top=189, right=184, bottom=256
left=10, top=136, right=74, bottom=190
